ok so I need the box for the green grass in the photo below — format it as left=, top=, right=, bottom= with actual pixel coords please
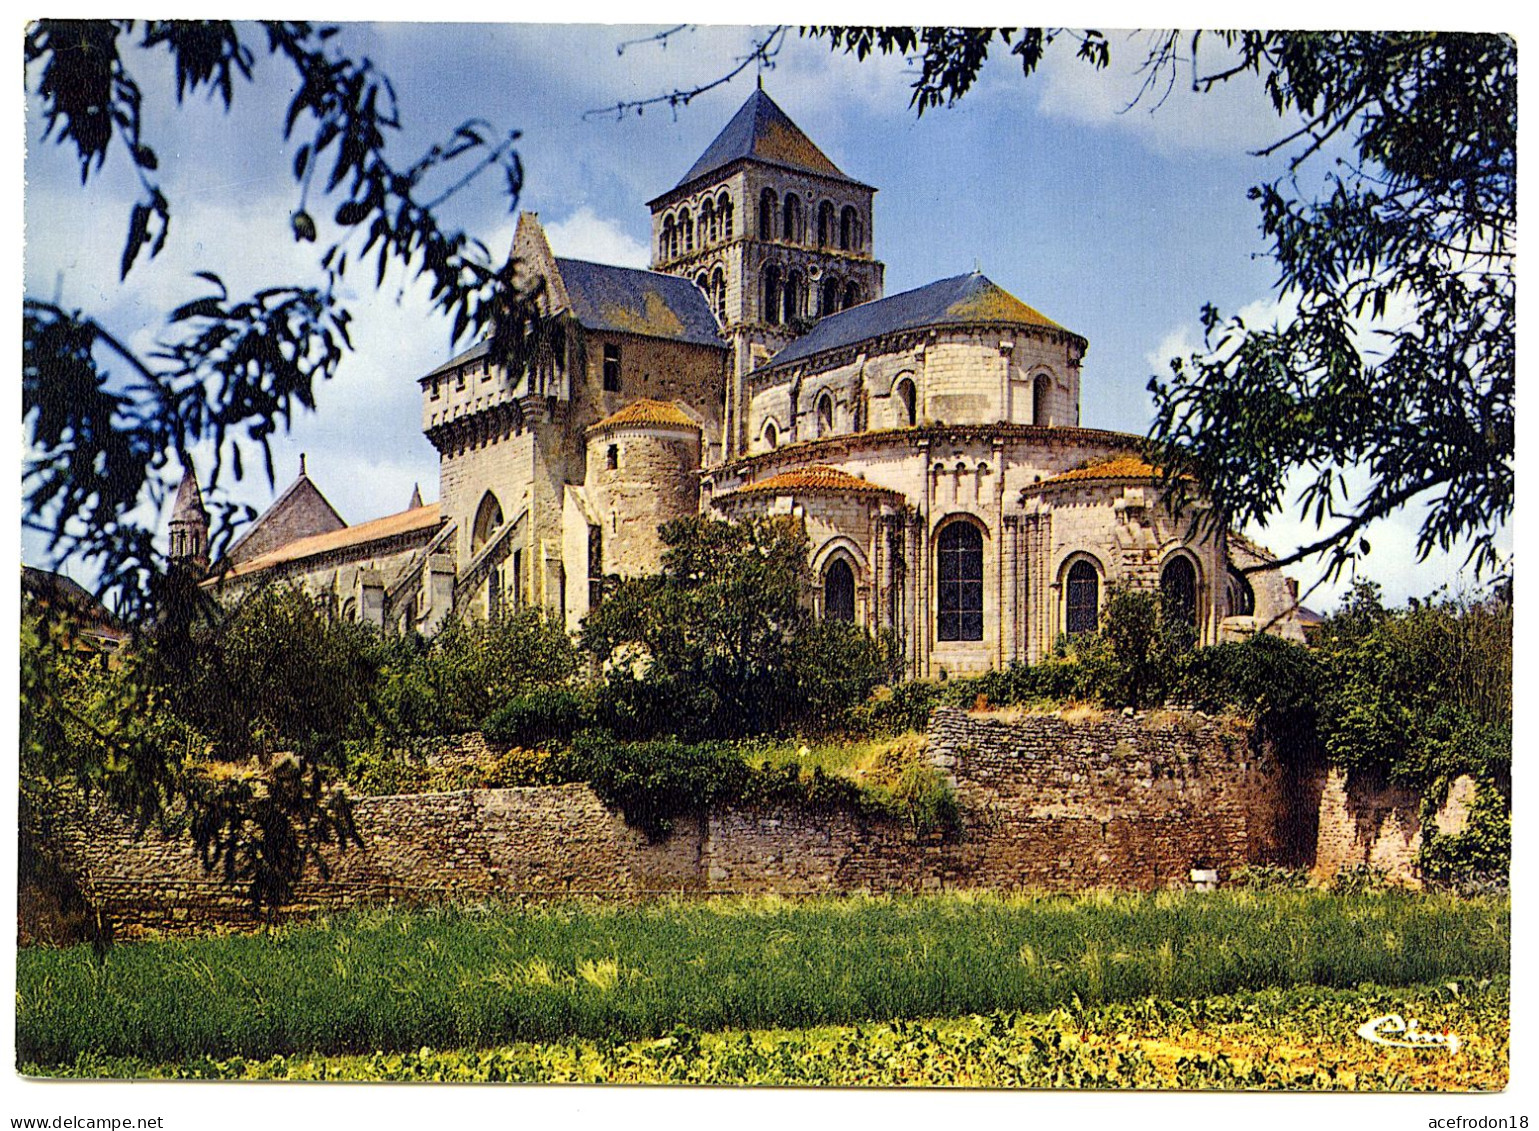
left=16, top=890, right=1508, bottom=1068
left=28, top=979, right=1508, bottom=1089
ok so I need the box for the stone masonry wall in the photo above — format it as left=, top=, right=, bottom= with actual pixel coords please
left=1310, top=767, right=1477, bottom=887
left=25, top=708, right=1446, bottom=940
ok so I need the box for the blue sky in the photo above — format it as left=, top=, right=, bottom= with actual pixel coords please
left=21, top=22, right=1514, bottom=610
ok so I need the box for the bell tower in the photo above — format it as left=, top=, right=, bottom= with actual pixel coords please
left=647, top=85, right=884, bottom=457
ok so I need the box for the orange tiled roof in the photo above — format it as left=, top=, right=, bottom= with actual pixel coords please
left=588, top=399, right=701, bottom=432
left=734, top=465, right=899, bottom=496
left=1036, top=455, right=1164, bottom=486
left=217, top=503, right=441, bottom=580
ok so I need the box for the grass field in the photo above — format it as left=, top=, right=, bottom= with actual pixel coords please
left=31, top=980, right=1506, bottom=1088
left=16, top=889, right=1508, bottom=1076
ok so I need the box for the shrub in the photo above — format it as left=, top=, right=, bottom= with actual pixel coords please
left=415, top=610, right=578, bottom=735
left=482, top=686, right=588, bottom=748
left=1419, top=778, right=1511, bottom=889
left=1176, top=632, right=1322, bottom=749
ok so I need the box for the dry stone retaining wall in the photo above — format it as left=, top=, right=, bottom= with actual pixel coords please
left=26, top=708, right=1447, bottom=939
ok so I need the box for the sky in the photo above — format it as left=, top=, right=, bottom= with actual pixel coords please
left=20, top=22, right=1515, bottom=613
left=7, top=11, right=1533, bottom=1131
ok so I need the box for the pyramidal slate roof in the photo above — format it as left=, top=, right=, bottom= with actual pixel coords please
left=672, top=89, right=860, bottom=192
left=555, top=258, right=724, bottom=347
left=765, top=273, right=1079, bottom=371
left=170, top=465, right=207, bottom=522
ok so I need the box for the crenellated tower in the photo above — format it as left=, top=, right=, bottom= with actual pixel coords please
left=647, top=85, right=884, bottom=458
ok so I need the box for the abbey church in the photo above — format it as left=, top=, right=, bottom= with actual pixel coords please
left=170, top=88, right=1304, bottom=677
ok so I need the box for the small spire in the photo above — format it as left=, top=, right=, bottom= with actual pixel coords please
left=973, top=257, right=982, bottom=275
left=757, top=71, right=763, bottom=91
left=299, top=452, right=307, bottom=477
left=409, top=483, right=424, bottom=510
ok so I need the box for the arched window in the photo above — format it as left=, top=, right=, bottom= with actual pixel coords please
left=817, top=201, right=835, bottom=248
left=824, top=558, right=856, bottom=622
left=937, top=522, right=984, bottom=642
left=1227, top=565, right=1256, bottom=617
left=782, top=193, right=802, bottom=242
left=694, top=271, right=710, bottom=297
left=472, top=491, right=504, bottom=554
left=894, top=377, right=917, bottom=427
left=717, top=192, right=733, bottom=239
left=1157, top=553, right=1194, bottom=646
left=699, top=199, right=715, bottom=245
left=759, top=188, right=777, bottom=240
left=1032, top=373, right=1051, bottom=426
left=816, top=391, right=835, bottom=437
left=710, top=267, right=726, bottom=323
left=679, top=208, right=693, bottom=253
left=784, top=270, right=805, bottom=324
left=763, top=420, right=779, bottom=450
left=660, top=216, right=675, bottom=261
left=762, top=264, right=782, bottom=324
left=843, top=281, right=861, bottom=309
left=840, top=206, right=858, bottom=250
left=1066, top=559, right=1099, bottom=636
left=821, top=277, right=841, bottom=316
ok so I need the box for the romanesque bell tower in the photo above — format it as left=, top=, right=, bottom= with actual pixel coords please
left=646, top=85, right=885, bottom=457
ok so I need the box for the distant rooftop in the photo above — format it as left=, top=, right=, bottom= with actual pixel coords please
left=765, top=273, right=1077, bottom=372
left=218, top=503, right=442, bottom=580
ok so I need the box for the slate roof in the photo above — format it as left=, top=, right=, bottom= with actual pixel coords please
left=669, top=89, right=862, bottom=194
left=219, top=503, right=442, bottom=580
left=765, top=273, right=1076, bottom=371
left=423, top=263, right=725, bottom=380
left=556, top=258, right=725, bottom=347
left=588, top=399, right=701, bottom=433
left=730, top=465, right=900, bottom=497
left=170, top=466, right=207, bottom=522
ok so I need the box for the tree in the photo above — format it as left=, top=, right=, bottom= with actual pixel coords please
left=675, top=28, right=1513, bottom=586
left=581, top=516, right=898, bottom=738
left=22, top=19, right=550, bottom=920
left=23, top=20, right=548, bottom=623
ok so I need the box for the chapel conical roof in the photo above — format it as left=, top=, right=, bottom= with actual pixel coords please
left=670, top=88, right=862, bottom=192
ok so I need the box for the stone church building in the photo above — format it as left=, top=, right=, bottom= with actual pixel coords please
left=172, top=87, right=1303, bottom=677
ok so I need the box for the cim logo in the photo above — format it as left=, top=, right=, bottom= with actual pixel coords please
left=1357, top=1013, right=1461, bottom=1054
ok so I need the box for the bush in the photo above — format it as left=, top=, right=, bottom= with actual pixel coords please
left=569, top=734, right=751, bottom=840
left=405, top=610, right=578, bottom=736
left=1176, top=632, right=1322, bottom=749
left=1419, top=778, right=1511, bottom=888
left=482, top=686, right=589, bottom=748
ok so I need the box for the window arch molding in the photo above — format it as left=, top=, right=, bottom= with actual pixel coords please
left=1056, top=551, right=1106, bottom=638
left=472, top=491, right=505, bottom=554
left=932, top=514, right=989, bottom=643
left=1225, top=564, right=1256, bottom=618
left=1031, top=369, right=1054, bottom=426
left=814, top=390, right=836, bottom=437
left=760, top=415, right=784, bottom=452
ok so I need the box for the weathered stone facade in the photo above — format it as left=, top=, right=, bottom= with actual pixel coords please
left=176, top=86, right=1305, bottom=670
left=26, top=709, right=1453, bottom=940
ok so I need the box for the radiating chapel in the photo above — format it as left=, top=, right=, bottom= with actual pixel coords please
left=172, top=87, right=1304, bottom=677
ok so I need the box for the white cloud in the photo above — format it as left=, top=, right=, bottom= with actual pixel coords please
left=1033, top=31, right=1287, bottom=158
left=543, top=206, right=651, bottom=267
